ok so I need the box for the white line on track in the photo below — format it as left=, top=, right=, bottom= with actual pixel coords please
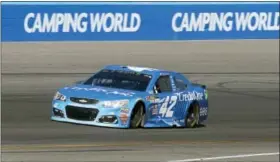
left=168, top=152, right=279, bottom=162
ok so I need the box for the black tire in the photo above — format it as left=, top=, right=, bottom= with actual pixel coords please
left=185, top=102, right=200, bottom=128
left=130, top=103, right=144, bottom=128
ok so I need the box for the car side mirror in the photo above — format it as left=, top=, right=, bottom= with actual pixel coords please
left=153, top=85, right=158, bottom=94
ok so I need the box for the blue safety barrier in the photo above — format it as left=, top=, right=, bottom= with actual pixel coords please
left=2, top=2, right=279, bottom=42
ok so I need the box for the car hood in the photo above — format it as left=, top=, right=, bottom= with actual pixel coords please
left=58, top=84, right=142, bottom=100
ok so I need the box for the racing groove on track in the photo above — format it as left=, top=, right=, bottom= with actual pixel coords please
left=1, top=41, right=279, bottom=161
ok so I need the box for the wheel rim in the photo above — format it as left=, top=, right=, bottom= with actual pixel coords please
left=131, top=106, right=143, bottom=127
left=187, top=105, right=199, bottom=128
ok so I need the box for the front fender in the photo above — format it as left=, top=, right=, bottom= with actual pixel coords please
left=130, top=97, right=146, bottom=112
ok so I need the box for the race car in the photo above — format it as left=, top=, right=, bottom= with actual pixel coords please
left=51, top=65, right=208, bottom=128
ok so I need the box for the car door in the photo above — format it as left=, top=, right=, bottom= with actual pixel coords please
left=153, top=75, right=177, bottom=122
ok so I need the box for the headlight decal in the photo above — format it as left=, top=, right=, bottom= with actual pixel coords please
left=54, top=92, right=67, bottom=101
left=101, top=99, right=129, bottom=108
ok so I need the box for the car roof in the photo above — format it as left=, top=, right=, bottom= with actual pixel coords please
left=103, top=65, right=176, bottom=75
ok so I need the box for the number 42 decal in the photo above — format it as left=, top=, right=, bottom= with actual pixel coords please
left=159, top=96, right=177, bottom=118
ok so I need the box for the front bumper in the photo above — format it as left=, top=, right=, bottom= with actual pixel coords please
left=51, top=100, right=131, bottom=128
left=51, top=116, right=129, bottom=128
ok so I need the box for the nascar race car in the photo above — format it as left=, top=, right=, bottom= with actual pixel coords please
left=51, top=65, right=208, bottom=128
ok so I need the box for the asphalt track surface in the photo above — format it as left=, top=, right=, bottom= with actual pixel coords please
left=1, top=40, right=279, bottom=162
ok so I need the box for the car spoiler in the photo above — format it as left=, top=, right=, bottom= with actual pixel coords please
left=192, top=83, right=207, bottom=89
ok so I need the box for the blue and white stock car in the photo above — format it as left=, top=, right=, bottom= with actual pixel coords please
left=51, top=65, right=209, bottom=128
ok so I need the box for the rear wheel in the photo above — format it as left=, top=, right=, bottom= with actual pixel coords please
left=185, top=103, right=200, bottom=128
left=130, top=103, right=144, bottom=128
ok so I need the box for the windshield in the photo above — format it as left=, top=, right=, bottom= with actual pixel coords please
left=84, top=69, right=152, bottom=91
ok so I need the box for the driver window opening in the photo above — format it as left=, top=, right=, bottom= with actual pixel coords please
left=155, top=75, right=172, bottom=93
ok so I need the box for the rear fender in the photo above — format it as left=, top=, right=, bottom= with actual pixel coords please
left=185, top=100, right=199, bottom=118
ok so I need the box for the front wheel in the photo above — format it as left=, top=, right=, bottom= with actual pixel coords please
left=129, top=103, right=144, bottom=128
left=185, top=103, right=200, bottom=128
